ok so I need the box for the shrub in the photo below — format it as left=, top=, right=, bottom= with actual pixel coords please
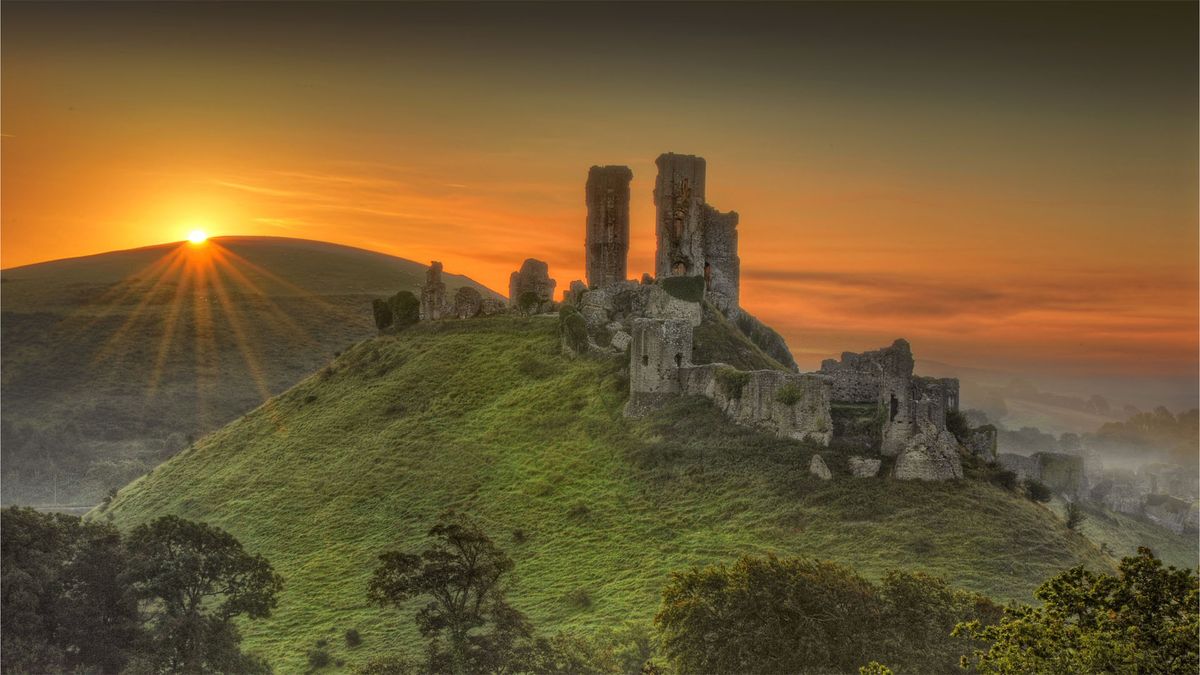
left=511, top=528, right=528, bottom=544
left=567, top=502, right=591, bottom=520
left=661, top=275, right=706, bottom=303
left=307, top=648, right=332, bottom=669
left=344, top=628, right=362, bottom=648
left=387, top=291, right=420, bottom=329
left=1023, top=478, right=1053, bottom=503
left=518, top=291, right=541, bottom=314
left=776, top=383, right=803, bottom=406
left=715, top=367, right=750, bottom=399
left=946, top=409, right=970, bottom=440
left=558, top=306, right=589, bottom=355
left=372, top=298, right=393, bottom=330
left=565, top=587, right=592, bottom=609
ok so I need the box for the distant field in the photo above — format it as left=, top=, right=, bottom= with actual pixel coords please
left=100, top=316, right=1197, bottom=673
left=1, top=236, right=498, bottom=505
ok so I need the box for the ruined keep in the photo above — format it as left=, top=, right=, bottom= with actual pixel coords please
left=585, top=165, right=632, bottom=289
left=420, top=261, right=448, bottom=321
left=509, top=258, right=557, bottom=314
left=653, top=153, right=741, bottom=314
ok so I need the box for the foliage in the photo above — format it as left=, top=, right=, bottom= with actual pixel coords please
left=100, top=317, right=1197, bottom=670
left=776, top=383, right=803, bottom=406
left=660, top=275, right=706, bottom=303
left=387, top=291, right=421, bottom=330
left=1, top=507, right=140, bottom=675
left=368, top=510, right=542, bottom=673
left=517, top=290, right=541, bottom=314
left=346, top=628, right=363, bottom=647
left=945, top=409, right=970, bottom=441
left=655, top=553, right=1000, bottom=674
left=715, top=366, right=751, bottom=399
left=956, top=547, right=1199, bottom=674
left=558, top=305, right=590, bottom=356
left=125, top=515, right=283, bottom=673
left=373, top=298, right=394, bottom=330
left=1023, top=479, right=1053, bottom=503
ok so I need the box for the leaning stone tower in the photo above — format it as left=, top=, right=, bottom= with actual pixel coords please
left=584, top=165, right=633, bottom=288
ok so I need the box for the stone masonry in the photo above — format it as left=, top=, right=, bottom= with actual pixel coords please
left=508, top=258, right=557, bottom=314
left=585, top=165, right=632, bottom=289
left=419, top=261, right=448, bottom=321
left=653, top=153, right=741, bottom=315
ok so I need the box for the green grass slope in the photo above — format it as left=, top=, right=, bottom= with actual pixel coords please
left=1, top=236, right=497, bottom=505
left=96, top=316, right=1194, bottom=672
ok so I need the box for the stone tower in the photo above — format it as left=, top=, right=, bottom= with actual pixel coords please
left=420, top=261, right=447, bottom=321
left=653, top=153, right=707, bottom=279
left=652, top=152, right=741, bottom=314
left=585, top=165, right=633, bottom=288
left=625, top=318, right=693, bottom=415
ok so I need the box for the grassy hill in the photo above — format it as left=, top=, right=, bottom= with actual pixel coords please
left=1, top=236, right=498, bottom=505
left=98, top=315, right=1197, bottom=672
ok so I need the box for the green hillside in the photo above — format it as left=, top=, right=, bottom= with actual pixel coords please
left=1, top=237, right=497, bottom=505
left=98, top=315, right=1196, bottom=672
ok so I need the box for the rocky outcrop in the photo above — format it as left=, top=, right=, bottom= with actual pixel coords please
left=733, top=309, right=799, bottom=371
left=809, top=455, right=832, bottom=480
left=509, top=258, right=557, bottom=314
left=849, top=456, right=881, bottom=478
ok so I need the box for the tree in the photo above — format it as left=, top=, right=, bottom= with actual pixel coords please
left=956, top=547, right=1199, bottom=674
left=125, top=515, right=281, bottom=673
left=1, top=507, right=141, bottom=675
left=1065, top=500, right=1086, bottom=531
left=368, top=511, right=534, bottom=674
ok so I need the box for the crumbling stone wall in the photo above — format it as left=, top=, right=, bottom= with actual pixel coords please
left=679, top=364, right=833, bottom=444
left=585, top=165, right=632, bottom=289
left=508, top=258, right=557, bottom=314
left=701, top=205, right=740, bottom=315
left=998, top=452, right=1085, bottom=495
left=453, top=286, right=483, bottom=319
left=420, top=261, right=448, bottom=321
left=625, top=317, right=694, bottom=415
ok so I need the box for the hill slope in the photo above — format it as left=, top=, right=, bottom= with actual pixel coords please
left=100, top=316, right=1196, bottom=672
left=1, top=237, right=498, bottom=505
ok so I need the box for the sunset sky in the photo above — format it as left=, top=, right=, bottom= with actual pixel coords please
left=3, top=2, right=1197, bottom=395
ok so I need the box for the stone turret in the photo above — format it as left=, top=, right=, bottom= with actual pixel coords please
left=585, top=165, right=632, bottom=289
left=652, top=152, right=741, bottom=315
left=625, top=318, right=693, bottom=415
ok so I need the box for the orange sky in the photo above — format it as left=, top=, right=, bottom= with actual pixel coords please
left=2, top=2, right=1197, bottom=388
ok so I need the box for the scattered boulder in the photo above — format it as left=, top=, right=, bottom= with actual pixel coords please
left=809, top=455, right=832, bottom=480
left=848, top=456, right=881, bottom=478
left=609, top=330, right=632, bottom=352
left=453, top=286, right=483, bottom=319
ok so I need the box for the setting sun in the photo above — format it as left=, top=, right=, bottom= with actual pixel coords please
left=187, top=229, right=208, bottom=244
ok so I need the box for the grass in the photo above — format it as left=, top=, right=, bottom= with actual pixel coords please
left=1, top=236, right=497, bottom=505
left=99, top=316, right=1196, bottom=672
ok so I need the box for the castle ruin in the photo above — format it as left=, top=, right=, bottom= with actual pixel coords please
left=585, top=165, right=632, bottom=289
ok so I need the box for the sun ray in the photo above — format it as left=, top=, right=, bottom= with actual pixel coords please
left=60, top=245, right=186, bottom=334
left=208, top=241, right=359, bottom=322
left=145, top=251, right=197, bottom=397
left=204, top=254, right=274, bottom=402
left=89, top=249, right=190, bottom=368
left=191, top=249, right=219, bottom=429
left=206, top=244, right=318, bottom=347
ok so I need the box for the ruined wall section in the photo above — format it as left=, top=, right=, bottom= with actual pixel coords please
left=701, top=205, right=740, bottom=315
left=508, top=258, right=557, bottom=314
left=585, top=165, right=632, bottom=289
left=625, top=318, right=693, bottom=416
left=680, top=365, right=833, bottom=444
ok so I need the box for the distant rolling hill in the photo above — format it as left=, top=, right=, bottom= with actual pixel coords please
left=98, top=314, right=1197, bottom=673
left=1, top=236, right=500, bottom=505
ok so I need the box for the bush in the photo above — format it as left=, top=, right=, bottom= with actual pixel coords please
left=776, top=383, right=803, bottom=406
left=518, top=291, right=541, bottom=314
left=345, top=629, right=362, bottom=648
left=946, top=409, right=970, bottom=440
left=558, top=306, right=589, bottom=355
left=1023, top=478, right=1053, bottom=503
left=372, top=298, right=393, bottom=330
left=387, top=291, right=420, bottom=330
left=715, top=367, right=750, bottom=399
left=307, top=648, right=332, bottom=669
left=565, top=587, right=592, bottom=609
left=511, top=528, right=528, bottom=544
left=1065, top=500, right=1086, bottom=531
left=661, top=275, right=706, bottom=303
